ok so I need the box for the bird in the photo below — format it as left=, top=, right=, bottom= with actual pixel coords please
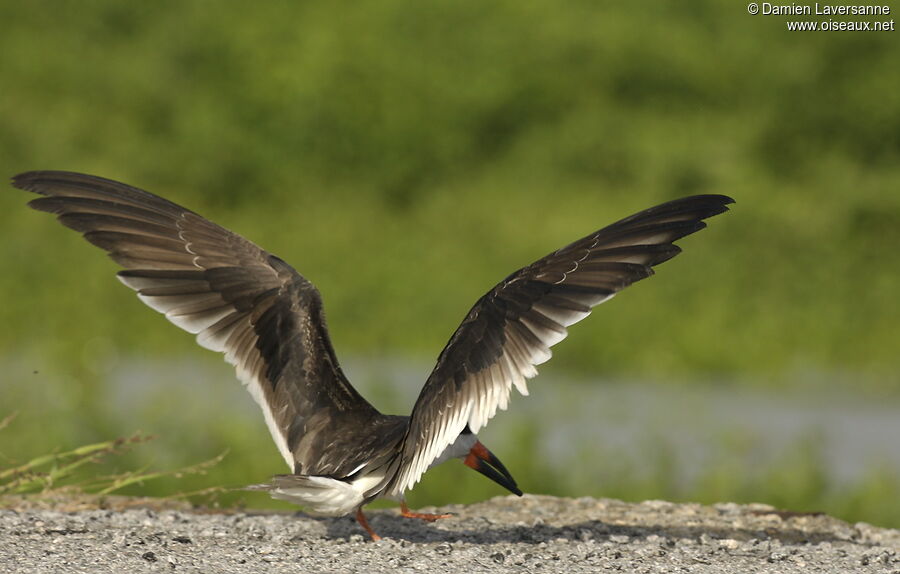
left=12, top=171, right=733, bottom=540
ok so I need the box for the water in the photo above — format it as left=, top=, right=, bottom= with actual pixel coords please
left=93, top=355, right=900, bottom=487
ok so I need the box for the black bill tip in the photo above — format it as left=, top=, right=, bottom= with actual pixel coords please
left=464, top=441, right=523, bottom=496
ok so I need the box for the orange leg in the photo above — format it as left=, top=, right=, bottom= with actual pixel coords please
left=355, top=508, right=382, bottom=541
left=399, top=501, right=453, bottom=522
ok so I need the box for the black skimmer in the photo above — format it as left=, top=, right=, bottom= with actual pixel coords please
left=12, top=171, right=732, bottom=540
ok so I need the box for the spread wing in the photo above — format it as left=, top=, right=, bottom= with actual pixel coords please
left=389, top=194, right=734, bottom=495
left=13, top=171, right=379, bottom=475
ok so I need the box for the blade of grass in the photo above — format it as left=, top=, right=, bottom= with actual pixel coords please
left=0, top=412, right=17, bottom=432
left=97, top=450, right=228, bottom=495
left=0, top=434, right=152, bottom=482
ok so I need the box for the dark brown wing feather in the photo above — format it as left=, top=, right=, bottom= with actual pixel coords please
left=389, top=194, right=734, bottom=495
left=13, top=170, right=379, bottom=476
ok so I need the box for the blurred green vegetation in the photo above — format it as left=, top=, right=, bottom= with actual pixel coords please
left=1, top=2, right=899, bottom=527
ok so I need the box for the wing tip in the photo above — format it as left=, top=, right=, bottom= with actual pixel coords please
left=642, top=193, right=736, bottom=223
left=10, top=171, right=38, bottom=190
left=12, top=170, right=81, bottom=193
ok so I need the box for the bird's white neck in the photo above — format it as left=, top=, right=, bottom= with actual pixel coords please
left=428, top=432, right=478, bottom=470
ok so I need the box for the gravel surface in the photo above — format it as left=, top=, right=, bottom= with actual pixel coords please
left=1, top=495, right=898, bottom=573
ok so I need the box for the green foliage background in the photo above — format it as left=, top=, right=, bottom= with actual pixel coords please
left=1, top=2, right=898, bottom=526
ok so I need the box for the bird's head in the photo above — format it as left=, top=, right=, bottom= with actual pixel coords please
left=435, top=429, right=522, bottom=496
left=462, top=439, right=523, bottom=496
